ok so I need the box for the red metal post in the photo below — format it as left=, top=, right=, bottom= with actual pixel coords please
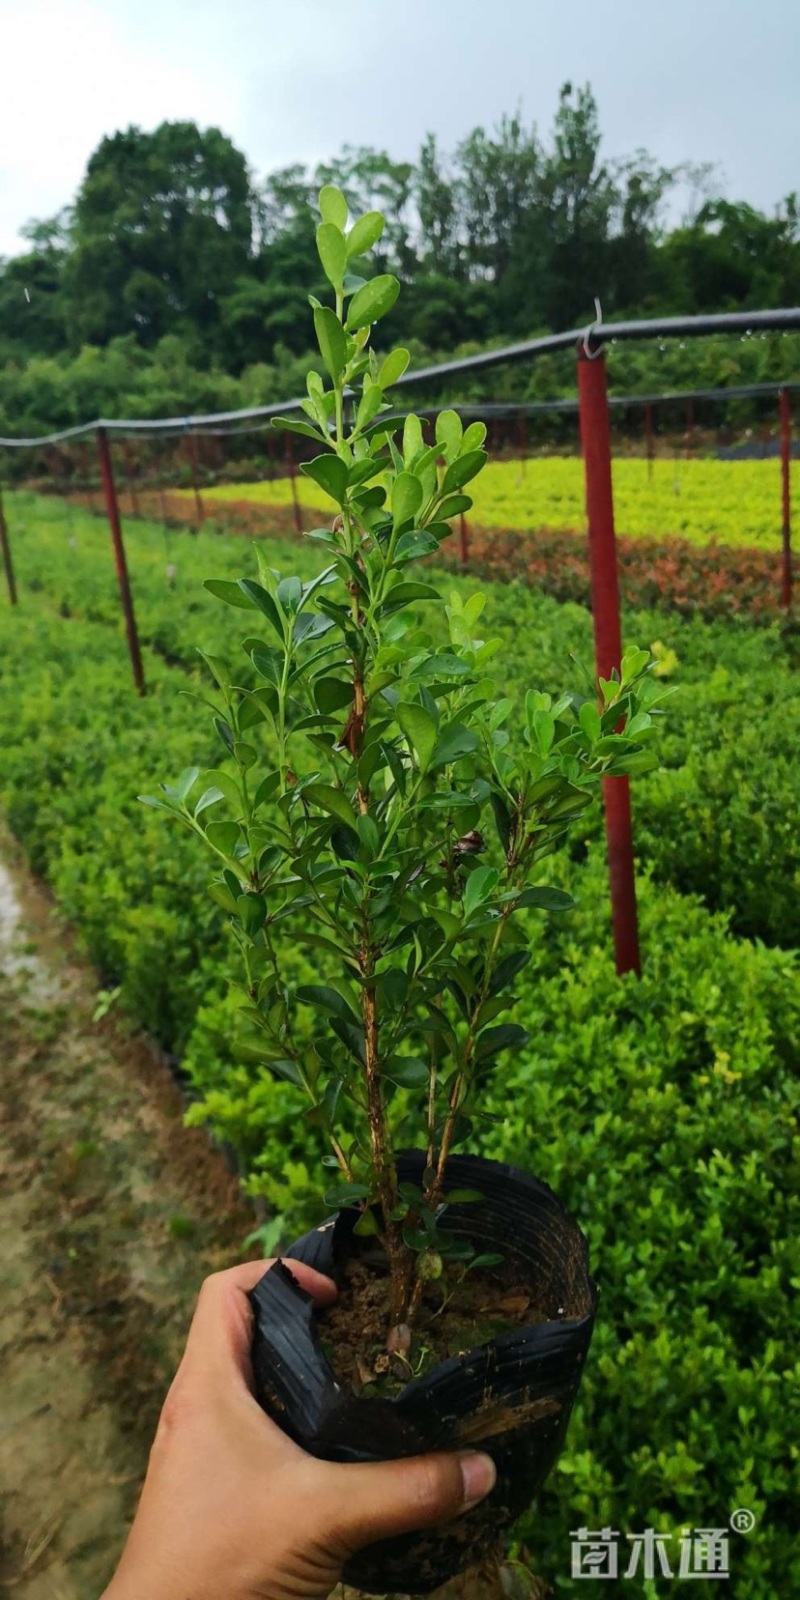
left=459, top=513, right=469, bottom=567
left=123, top=441, right=140, bottom=518
left=577, top=345, right=641, bottom=977
left=780, top=387, right=792, bottom=613
left=186, top=432, right=204, bottom=530
left=645, top=402, right=655, bottom=481
left=96, top=428, right=146, bottom=696
left=285, top=433, right=303, bottom=535
left=0, top=484, right=18, bottom=606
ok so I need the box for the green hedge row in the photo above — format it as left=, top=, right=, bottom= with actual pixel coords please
left=7, top=492, right=800, bottom=950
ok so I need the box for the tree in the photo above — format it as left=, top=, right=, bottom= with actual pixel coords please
left=535, top=83, right=616, bottom=329
left=456, top=113, right=541, bottom=284
left=66, top=122, right=257, bottom=348
left=416, top=133, right=462, bottom=278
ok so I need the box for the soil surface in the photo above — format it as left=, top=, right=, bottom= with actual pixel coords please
left=319, top=1249, right=555, bottom=1399
left=0, top=842, right=250, bottom=1599
left=0, top=841, right=549, bottom=1600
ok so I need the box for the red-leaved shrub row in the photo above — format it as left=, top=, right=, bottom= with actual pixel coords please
left=443, top=524, right=790, bottom=623
left=72, top=490, right=790, bottom=623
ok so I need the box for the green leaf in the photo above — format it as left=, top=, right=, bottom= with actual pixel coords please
left=353, top=1208, right=379, bottom=1237
left=464, top=865, right=500, bottom=918
left=385, top=1056, right=429, bottom=1088
left=355, top=382, right=384, bottom=432
left=173, top=766, right=200, bottom=803
left=303, top=783, right=358, bottom=831
left=357, top=814, right=380, bottom=857
left=201, top=768, right=242, bottom=810
left=313, top=306, right=347, bottom=380
left=475, top=1023, right=530, bottom=1062
left=410, top=653, right=471, bottom=682
left=194, top=786, right=225, bottom=818
left=236, top=892, right=267, bottom=937
left=462, top=421, right=487, bottom=451
left=296, top=985, right=360, bottom=1024
left=395, top=530, right=440, bottom=562
left=396, top=702, right=437, bottom=772
left=301, top=454, right=349, bottom=506
left=271, top=415, right=326, bottom=442
left=403, top=413, right=423, bottom=464
left=490, top=949, right=532, bottom=992
left=437, top=493, right=473, bottom=520
left=430, top=723, right=478, bottom=770
left=261, top=1058, right=305, bottom=1087
left=346, top=274, right=400, bottom=331
left=313, top=677, right=354, bottom=714
left=207, top=881, right=239, bottom=915
left=318, top=185, right=348, bottom=229
left=324, top=1182, right=370, bottom=1208
left=204, top=578, right=255, bottom=610
left=346, top=210, right=385, bottom=258
left=206, top=819, right=240, bottom=856
left=579, top=701, right=602, bottom=741
left=237, top=580, right=284, bottom=639
left=392, top=472, right=424, bottom=528
left=442, top=450, right=488, bottom=494
left=435, top=409, right=463, bottom=461
left=517, top=886, right=575, bottom=912
left=316, top=222, right=347, bottom=290
left=378, top=347, right=410, bottom=387
left=253, top=771, right=281, bottom=809
left=383, top=581, right=440, bottom=608
left=443, top=1188, right=485, bottom=1204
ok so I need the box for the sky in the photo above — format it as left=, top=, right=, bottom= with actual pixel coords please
left=1, top=0, right=798, bottom=258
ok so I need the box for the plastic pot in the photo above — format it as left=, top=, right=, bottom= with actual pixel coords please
left=249, top=1152, right=596, bottom=1595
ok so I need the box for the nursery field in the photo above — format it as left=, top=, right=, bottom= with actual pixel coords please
left=0, top=494, right=798, bottom=1596
left=192, top=454, right=798, bottom=549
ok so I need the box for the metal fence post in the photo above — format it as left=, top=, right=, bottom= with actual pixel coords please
left=0, top=484, right=18, bottom=606
left=123, top=440, right=141, bottom=518
left=284, top=432, right=303, bottom=535
left=645, top=401, right=655, bottom=481
left=780, top=387, right=792, bottom=613
left=186, top=430, right=204, bottom=531
left=577, top=341, right=641, bottom=977
left=96, top=427, right=146, bottom=696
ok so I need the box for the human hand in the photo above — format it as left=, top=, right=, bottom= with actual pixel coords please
left=102, top=1259, right=496, bottom=1600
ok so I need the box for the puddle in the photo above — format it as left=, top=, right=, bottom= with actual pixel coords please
left=0, top=855, right=69, bottom=1004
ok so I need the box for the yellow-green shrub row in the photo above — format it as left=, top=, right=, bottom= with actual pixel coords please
left=196, top=456, right=798, bottom=551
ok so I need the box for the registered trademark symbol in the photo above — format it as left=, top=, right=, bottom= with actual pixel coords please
left=730, top=1508, right=756, bottom=1534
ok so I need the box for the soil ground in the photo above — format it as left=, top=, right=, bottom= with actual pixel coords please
left=0, top=841, right=546, bottom=1600
left=0, top=842, right=250, bottom=1599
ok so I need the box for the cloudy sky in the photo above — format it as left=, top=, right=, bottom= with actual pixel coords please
left=1, top=0, right=797, bottom=258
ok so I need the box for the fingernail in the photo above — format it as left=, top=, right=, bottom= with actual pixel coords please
left=459, top=1451, right=497, bottom=1508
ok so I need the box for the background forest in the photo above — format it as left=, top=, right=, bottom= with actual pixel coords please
left=2, top=83, right=799, bottom=436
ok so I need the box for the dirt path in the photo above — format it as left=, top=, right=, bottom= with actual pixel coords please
left=0, top=844, right=251, bottom=1599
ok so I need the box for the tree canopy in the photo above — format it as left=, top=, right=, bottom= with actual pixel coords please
left=1, top=89, right=798, bottom=434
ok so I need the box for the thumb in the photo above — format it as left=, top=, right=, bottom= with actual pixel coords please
left=316, top=1450, right=497, bottom=1555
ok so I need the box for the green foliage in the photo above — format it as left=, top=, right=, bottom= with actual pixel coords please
left=143, top=190, right=666, bottom=1311
left=478, top=852, right=800, bottom=1597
